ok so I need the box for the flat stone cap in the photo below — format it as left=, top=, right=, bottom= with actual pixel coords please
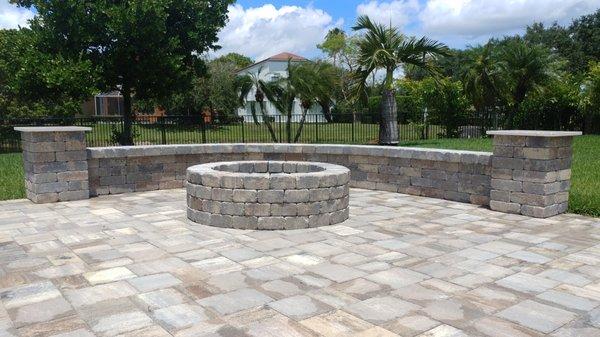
left=487, top=130, right=582, bottom=137
left=14, top=126, right=92, bottom=132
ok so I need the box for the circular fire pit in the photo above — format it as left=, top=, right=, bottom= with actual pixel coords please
left=186, top=161, right=350, bottom=230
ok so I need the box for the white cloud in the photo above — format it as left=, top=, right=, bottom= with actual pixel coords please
left=420, top=0, right=600, bottom=38
left=356, top=0, right=420, bottom=28
left=215, top=4, right=341, bottom=61
left=0, top=0, right=34, bottom=29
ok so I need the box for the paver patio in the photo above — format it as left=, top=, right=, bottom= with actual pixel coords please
left=0, top=188, right=598, bottom=336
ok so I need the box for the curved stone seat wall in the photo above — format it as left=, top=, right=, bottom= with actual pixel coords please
left=87, top=144, right=493, bottom=206
left=186, top=161, right=350, bottom=230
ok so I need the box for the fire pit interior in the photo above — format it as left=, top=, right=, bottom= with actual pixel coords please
left=186, top=161, right=350, bottom=230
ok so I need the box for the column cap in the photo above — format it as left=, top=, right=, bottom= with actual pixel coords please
left=14, top=126, right=92, bottom=132
left=487, top=130, right=582, bottom=137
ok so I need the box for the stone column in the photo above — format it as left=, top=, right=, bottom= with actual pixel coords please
left=487, top=130, right=581, bottom=218
left=15, top=126, right=91, bottom=203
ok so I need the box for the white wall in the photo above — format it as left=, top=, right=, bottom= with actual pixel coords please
left=236, top=60, right=326, bottom=123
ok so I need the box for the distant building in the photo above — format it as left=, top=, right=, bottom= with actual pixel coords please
left=236, top=52, right=326, bottom=123
left=81, top=91, right=125, bottom=116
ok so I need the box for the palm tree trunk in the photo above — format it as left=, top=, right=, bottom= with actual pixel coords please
left=379, top=89, right=399, bottom=145
left=259, top=101, right=278, bottom=142
left=250, top=103, right=260, bottom=125
left=293, top=108, right=308, bottom=142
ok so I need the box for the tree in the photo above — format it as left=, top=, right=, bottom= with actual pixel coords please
left=12, top=0, right=233, bottom=144
left=0, top=28, right=95, bottom=118
left=499, top=39, right=556, bottom=128
left=318, top=28, right=346, bottom=67
left=214, top=53, right=254, bottom=69
left=570, top=10, right=600, bottom=69
left=581, top=63, right=600, bottom=133
left=235, top=67, right=279, bottom=142
left=236, top=60, right=337, bottom=143
left=352, top=15, right=449, bottom=145
left=460, top=43, right=504, bottom=132
left=525, top=22, right=586, bottom=74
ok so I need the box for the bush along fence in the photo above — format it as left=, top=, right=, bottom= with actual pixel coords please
left=14, top=126, right=581, bottom=218
left=1, top=114, right=496, bottom=153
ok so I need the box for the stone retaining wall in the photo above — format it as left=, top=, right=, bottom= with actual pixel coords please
left=87, top=144, right=493, bottom=206
left=186, top=161, right=350, bottom=230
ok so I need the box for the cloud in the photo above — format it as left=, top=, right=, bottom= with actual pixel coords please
left=420, top=0, right=600, bottom=38
left=214, top=4, right=341, bottom=61
left=356, top=0, right=420, bottom=28
left=0, top=0, right=34, bottom=29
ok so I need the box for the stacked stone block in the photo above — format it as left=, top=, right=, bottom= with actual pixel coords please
left=186, top=161, right=350, bottom=230
left=15, top=127, right=91, bottom=203
left=88, top=144, right=492, bottom=207
left=488, top=131, right=581, bottom=218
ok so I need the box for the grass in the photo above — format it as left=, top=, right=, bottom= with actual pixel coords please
left=1, top=135, right=598, bottom=217
left=0, top=152, right=25, bottom=201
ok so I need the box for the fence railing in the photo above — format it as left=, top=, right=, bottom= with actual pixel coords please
left=1, top=114, right=494, bottom=153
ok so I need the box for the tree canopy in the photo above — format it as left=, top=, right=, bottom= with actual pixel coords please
left=10, top=0, right=233, bottom=144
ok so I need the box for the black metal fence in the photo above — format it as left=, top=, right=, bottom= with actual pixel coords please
left=0, top=114, right=495, bottom=153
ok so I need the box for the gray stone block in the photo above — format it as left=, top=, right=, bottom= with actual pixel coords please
left=491, top=179, right=522, bottom=192
left=284, top=189, right=310, bottom=203
left=57, top=170, right=88, bottom=182
left=257, top=190, right=285, bottom=203
left=520, top=203, right=568, bottom=218
left=212, top=188, right=233, bottom=202
left=492, top=157, right=524, bottom=170
left=270, top=175, right=296, bottom=189
left=244, top=203, right=271, bottom=217
left=490, top=200, right=521, bottom=214
left=270, top=204, right=298, bottom=216
left=33, top=181, right=69, bottom=194
left=258, top=216, right=285, bottom=230
left=232, top=189, right=257, bottom=203
left=243, top=176, right=270, bottom=190
left=56, top=151, right=87, bottom=162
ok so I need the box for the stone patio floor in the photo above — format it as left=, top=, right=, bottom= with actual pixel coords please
left=0, top=188, right=599, bottom=337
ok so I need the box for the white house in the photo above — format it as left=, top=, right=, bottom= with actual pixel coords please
left=236, top=52, right=327, bottom=123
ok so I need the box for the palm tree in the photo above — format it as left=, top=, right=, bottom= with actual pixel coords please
left=460, top=43, right=504, bottom=132
left=352, top=15, right=449, bottom=145
left=499, top=39, right=556, bottom=128
left=235, top=68, right=278, bottom=142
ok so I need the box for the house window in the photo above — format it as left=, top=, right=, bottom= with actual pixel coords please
left=95, top=93, right=125, bottom=116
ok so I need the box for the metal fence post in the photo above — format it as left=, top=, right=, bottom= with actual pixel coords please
left=315, top=116, right=319, bottom=143
left=160, top=117, right=167, bottom=145
left=241, top=119, right=245, bottom=143
left=201, top=116, right=207, bottom=144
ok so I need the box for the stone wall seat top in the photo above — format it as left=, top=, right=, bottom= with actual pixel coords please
left=14, top=126, right=92, bottom=132
left=87, top=143, right=492, bottom=165
left=487, top=130, right=582, bottom=137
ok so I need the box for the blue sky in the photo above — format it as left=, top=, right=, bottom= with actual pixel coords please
left=2, top=0, right=599, bottom=61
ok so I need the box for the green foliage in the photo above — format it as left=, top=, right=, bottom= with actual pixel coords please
left=0, top=29, right=95, bottom=118
left=570, top=10, right=600, bottom=71
left=396, top=78, right=469, bottom=138
left=10, top=0, right=233, bottom=144
left=517, top=76, right=580, bottom=130
left=318, top=28, right=347, bottom=66
left=214, top=53, right=254, bottom=69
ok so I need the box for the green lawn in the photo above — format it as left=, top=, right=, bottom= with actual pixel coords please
left=0, top=152, right=25, bottom=201
left=1, top=135, right=598, bottom=217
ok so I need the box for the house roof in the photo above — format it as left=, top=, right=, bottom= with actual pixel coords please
left=236, top=52, right=308, bottom=73
left=266, top=52, right=307, bottom=62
